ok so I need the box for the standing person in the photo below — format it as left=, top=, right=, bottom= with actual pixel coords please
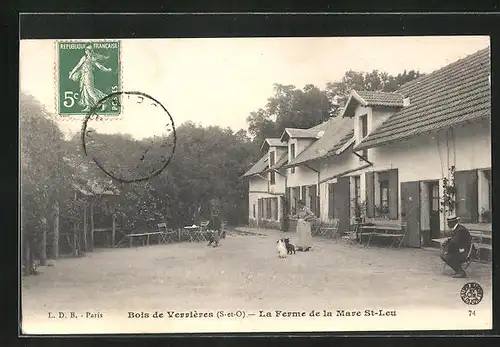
left=206, top=208, right=222, bottom=247
left=440, top=216, right=472, bottom=278
left=294, top=200, right=316, bottom=251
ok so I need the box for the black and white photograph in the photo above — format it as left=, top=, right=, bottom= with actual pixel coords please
left=20, top=32, right=492, bottom=334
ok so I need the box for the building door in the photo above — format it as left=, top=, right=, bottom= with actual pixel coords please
left=333, top=176, right=350, bottom=234
left=428, top=181, right=440, bottom=240
left=257, top=199, right=263, bottom=226
left=401, top=181, right=421, bottom=247
left=281, top=196, right=288, bottom=231
left=309, top=185, right=317, bottom=216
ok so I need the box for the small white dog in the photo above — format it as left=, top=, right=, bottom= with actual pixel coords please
left=276, top=239, right=287, bottom=258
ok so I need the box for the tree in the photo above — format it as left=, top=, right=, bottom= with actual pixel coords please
left=326, top=69, right=424, bottom=116
left=247, top=83, right=331, bottom=146
left=20, top=93, right=72, bottom=274
left=246, top=70, right=425, bottom=148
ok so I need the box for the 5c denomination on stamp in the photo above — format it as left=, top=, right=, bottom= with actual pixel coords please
left=57, top=41, right=121, bottom=116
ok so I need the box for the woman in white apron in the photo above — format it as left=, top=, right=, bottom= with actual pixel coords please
left=295, top=200, right=316, bottom=251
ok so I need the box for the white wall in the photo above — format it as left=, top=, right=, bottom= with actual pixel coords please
left=318, top=150, right=360, bottom=223
left=286, top=138, right=319, bottom=189
left=420, top=181, right=430, bottom=230
left=268, top=146, right=287, bottom=195
left=359, top=117, right=491, bottom=230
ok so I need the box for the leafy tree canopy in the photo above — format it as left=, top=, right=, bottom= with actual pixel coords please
left=247, top=69, right=423, bottom=147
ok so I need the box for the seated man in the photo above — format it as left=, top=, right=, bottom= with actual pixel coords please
left=440, top=216, right=472, bottom=278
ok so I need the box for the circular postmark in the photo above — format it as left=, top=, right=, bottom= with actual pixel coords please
left=460, top=282, right=484, bottom=305
left=81, top=91, right=176, bottom=184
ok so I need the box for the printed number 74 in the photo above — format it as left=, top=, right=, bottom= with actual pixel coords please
left=469, top=310, right=476, bottom=316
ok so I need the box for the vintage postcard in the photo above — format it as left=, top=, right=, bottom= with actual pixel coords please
left=20, top=35, right=492, bottom=334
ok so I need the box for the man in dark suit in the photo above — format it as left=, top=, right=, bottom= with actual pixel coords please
left=206, top=210, right=222, bottom=247
left=440, top=216, right=472, bottom=278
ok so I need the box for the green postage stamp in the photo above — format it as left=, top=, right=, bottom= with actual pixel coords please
left=57, top=41, right=121, bottom=116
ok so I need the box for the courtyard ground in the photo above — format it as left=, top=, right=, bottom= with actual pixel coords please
left=21, top=227, right=492, bottom=334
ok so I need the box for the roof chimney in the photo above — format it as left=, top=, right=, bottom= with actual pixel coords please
left=403, top=97, right=411, bottom=107
left=317, top=130, right=325, bottom=138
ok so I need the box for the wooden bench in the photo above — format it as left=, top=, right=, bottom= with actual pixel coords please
left=360, top=221, right=407, bottom=248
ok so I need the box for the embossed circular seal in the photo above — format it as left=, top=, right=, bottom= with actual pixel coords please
left=460, top=282, right=483, bottom=305
left=81, top=91, right=176, bottom=183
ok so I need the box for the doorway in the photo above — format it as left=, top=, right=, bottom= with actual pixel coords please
left=428, top=181, right=440, bottom=240
left=401, top=181, right=421, bottom=248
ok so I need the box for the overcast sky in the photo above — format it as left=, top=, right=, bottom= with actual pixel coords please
left=20, top=36, right=489, bottom=139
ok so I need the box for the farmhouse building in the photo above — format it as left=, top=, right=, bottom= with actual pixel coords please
left=242, top=47, right=491, bottom=247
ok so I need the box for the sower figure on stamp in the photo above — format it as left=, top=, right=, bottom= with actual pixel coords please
left=293, top=200, right=316, bottom=251
left=440, top=215, right=472, bottom=278
left=69, top=45, right=112, bottom=112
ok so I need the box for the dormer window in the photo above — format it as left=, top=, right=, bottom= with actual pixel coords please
left=269, top=151, right=276, bottom=185
left=358, top=114, right=369, bottom=163
left=360, top=114, right=368, bottom=138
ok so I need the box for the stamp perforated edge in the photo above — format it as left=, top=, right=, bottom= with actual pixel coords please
left=54, top=39, right=124, bottom=122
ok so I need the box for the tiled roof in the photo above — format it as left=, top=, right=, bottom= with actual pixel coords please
left=241, top=155, right=269, bottom=178
left=265, top=138, right=287, bottom=147
left=356, top=47, right=491, bottom=150
left=326, top=129, right=355, bottom=156
left=261, top=138, right=287, bottom=152
left=284, top=117, right=354, bottom=168
left=280, top=121, right=330, bottom=142
left=73, top=179, right=120, bottom=196
left=355, top=90, right=405, bottom=107
left=264, top=152, right=288, bottom=173
left=64, top=156, right=120, bottom=196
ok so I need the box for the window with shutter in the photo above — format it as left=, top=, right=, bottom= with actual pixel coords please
left=379, top=180, right=389, bottom=216
left=308, top=185, right=317, bottom=215
left=316, top=195, right=320, bottom=218
left=354, top=176, right=361, bottom=205
left=388, top=169, right=399, bottom=220
left=302, top=186, right=307, bottom=204
left=328, top=183, right=335, bottom=219
left=290, top=144, right=296, bottom=174
left=269, top=151, right=276, bottom=185
left=455, top=170, right=478, bottom=223
left=365, top=172, right=374, bottom=217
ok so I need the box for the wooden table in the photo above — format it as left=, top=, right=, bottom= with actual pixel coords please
left=359, top=224, right=405, bottom=248
left=125, top=231, right=168, bottom=247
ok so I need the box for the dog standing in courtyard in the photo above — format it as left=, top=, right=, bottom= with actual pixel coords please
left=283, top=238, right=296, bottom=255
left=277, top=239, right=287, bottom=258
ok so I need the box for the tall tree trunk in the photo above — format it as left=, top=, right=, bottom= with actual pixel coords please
left=89, top=203, right=94, bottom=252
left=82, top=203, right=88, bottom=253
left=52, top=200, right=59, bottom=259
left=40, top=218, right=47, bottom=266
left=72, top=191, right=78, bottom=257
left=111, top=213, right=116, bottom=246
left=39, top=224, right=47, bottom=266
left=22, top=233, right=30, bottom=276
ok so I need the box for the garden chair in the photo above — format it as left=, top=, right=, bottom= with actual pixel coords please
left=342, top=220, right=360, bottom=246
left=157, top=222, right=177, bottom=244
left=189, top=221, right=208, bottom=242
left=441, top=242, right=478, bottom=275
left=320, top=219, right=339, bottom=240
